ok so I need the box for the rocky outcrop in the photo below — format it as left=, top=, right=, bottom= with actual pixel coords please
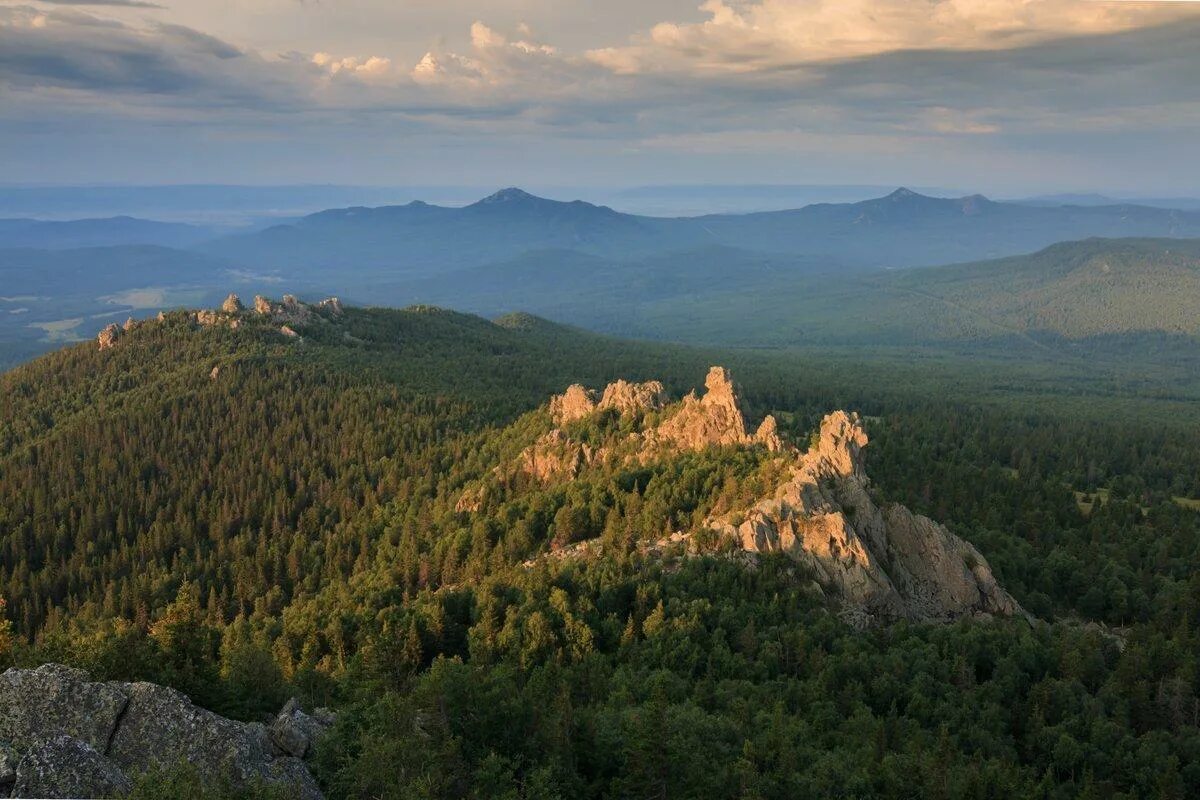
left=269, top=699, right=335, bottom=759
left=316, top=297, right=344, bottom=316
left=598, top=380, right=667, bottom=417
left=549, top=379, right=667, bottom=425
left=653, top=367, right=752, bottom=449
left=11, top=735, right=131, bottom=800
left=519, top=368, right=1022, bottom=625
left=96, top=324, right=121, bottom=351
left=254, top=295, right=273, bottom=315
left=516, top=429, right=599, bottom=483
left=221, top=293, right=244, bottom=313
left=709, top=411, right=1024, bottom=623
left=0, top=664, right=325, bottom=799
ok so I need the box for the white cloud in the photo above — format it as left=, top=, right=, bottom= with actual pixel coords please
left=586, top=0, right=1198, bottom=74
left=312, top=52, right=393, bottom=78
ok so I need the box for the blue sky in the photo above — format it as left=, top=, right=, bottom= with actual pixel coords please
left=1, top=0, right=1198, bottom=195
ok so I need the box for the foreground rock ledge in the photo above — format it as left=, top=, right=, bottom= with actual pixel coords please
left=0, top=664, right=330, bottom=799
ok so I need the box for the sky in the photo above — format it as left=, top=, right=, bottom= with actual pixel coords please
left=1, top=0, right=1199, bottom=196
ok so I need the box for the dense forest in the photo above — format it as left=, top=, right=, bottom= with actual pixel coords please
left=2, top=303, right=1199, bottom=798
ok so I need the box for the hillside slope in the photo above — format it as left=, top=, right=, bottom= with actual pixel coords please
left=3, top=297, right=1200, bottom=798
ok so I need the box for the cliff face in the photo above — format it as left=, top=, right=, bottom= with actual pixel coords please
left=500, top=367, right=1024, bottom=625
left=710, top=410, right=1023, bottom=623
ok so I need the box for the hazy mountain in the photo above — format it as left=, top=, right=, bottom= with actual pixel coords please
left=201, top=187, right=1200, bottom=278
left=0, top=216, right=216, bottom=249
left=391, top=237, right=1200, bottom=356
left=1017, top=193, right=1200, bottom=211
left=200, top=188, right=692, bottom=276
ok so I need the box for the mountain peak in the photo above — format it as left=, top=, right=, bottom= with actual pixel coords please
left=477, top=187, right=540, bottom=205
left=886, top=187, right=923, bottom=201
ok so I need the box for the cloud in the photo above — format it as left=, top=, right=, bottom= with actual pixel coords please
left=312, top=51, right=393, bottom=78
left=586, top=0, right=1200, bottom=74
left=28, top=0, right=165, bottom=7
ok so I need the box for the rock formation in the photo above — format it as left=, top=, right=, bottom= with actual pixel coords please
left=653, top=367, right=764, bottom=450
left=221, top=293, right=244, bottom=313
left=708, top=411, right=1024, bottom=623
left=0, top=664, right=328, bottom=799
left=254, top=295, right=273, bottom=315
left=503, top=367, right=1023, bottom=625
left=549, top=379, right=667, bottom=425
left=316, top=297, right=344, bottom=316
left=96, top=324, right=121, bottom=351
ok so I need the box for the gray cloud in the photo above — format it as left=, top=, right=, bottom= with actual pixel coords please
left=0, top=3, right=1196, bottom=191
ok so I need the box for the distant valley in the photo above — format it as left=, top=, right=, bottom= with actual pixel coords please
left=3, top=188, right=1200, bottom=368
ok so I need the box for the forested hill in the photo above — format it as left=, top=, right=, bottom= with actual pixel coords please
left=2, top=297, right=1200, bottom=798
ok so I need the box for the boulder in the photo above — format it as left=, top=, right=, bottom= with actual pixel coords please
left=108, top=681, right=321, bottom=800
left=280, top=325, right=300, bottom=338
left=269, top=698, right=334, bottom=759
left=12, top=735, right=131, bottom=800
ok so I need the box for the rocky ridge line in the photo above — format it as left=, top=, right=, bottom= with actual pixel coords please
left=486, top=367, right=1024, bottom=625
left=96, top=292, right=344, bottom=350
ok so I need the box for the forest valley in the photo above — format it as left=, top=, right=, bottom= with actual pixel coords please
left=0, top=295, right=1198, bottom=799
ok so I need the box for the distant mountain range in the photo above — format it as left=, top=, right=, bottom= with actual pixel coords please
left=4, top=187, right=1200, bottom=367
left=200, top=187, right=1200, bottom=277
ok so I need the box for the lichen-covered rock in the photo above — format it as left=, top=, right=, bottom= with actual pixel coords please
left=0, top=740, right=17, bottom=787
left=0, top=666, right=324, bottom=800
left=108, top=681, right=321, bottom=800
left=12, top=735, right=132, bottom=800
left=269, top=698, right=334, bottom=759
left=96, top=323, right=122, bottom=351
left=0, top=664, right=128, bottom=753
left=221, top=293, right=244, bottom=313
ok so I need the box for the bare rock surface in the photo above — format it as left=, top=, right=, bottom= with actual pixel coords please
left=96, top=323, right=122, bottom=351
left=0, top=664, right=127, bottom=753
left=710, top=410, right=1025, bottom=623
left=522, top=367, right=1023, bottom=625
left=12, top=735, right=132, bottom=800
left=0, top=665, right=326, bottom=799
left=221, top=293, right=244, bottom=313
